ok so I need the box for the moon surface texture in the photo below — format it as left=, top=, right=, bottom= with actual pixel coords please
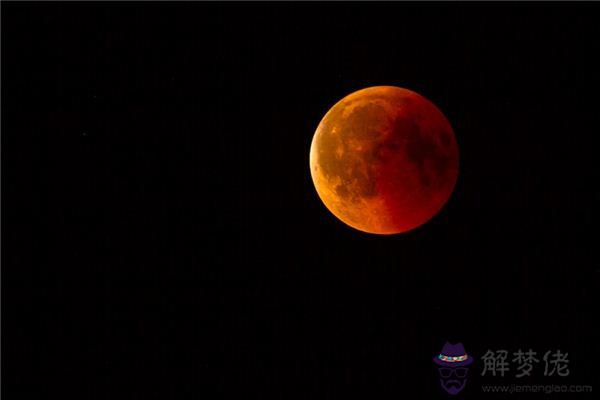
left=310, top=86, right=459, bottom=235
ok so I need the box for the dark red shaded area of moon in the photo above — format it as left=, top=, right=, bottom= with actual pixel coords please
left=309, top=86, right=459, bottom=234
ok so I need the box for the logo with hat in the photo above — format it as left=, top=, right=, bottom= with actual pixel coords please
left=433, top=342, right=474, bottom=395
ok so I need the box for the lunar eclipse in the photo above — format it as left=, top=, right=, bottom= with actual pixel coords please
left=310, top=86, right=459, bottom=234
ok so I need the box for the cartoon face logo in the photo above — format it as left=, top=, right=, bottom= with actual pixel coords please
left=433, top=342, right=474, bottom=395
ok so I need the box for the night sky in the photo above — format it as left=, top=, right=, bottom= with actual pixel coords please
left=3, top=3, right=599, bottom=399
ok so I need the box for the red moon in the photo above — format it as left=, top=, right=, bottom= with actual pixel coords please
left=309, top=86, right=459, bottom=234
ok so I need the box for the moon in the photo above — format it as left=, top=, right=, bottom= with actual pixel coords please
left=309, top=86, right=459, bottom=235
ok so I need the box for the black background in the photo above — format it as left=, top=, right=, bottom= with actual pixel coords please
left=3, top=3, right=599, bottom=399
